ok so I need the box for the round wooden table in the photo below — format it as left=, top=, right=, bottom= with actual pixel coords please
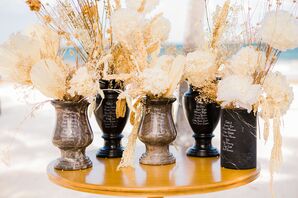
left=47, top=148, right=260, bottom=198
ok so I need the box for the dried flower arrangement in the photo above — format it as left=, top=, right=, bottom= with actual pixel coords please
left=183, top=0, right=234, bottom=103
left=92, top=0, right=187, bottom=169
left=216, top=0, right=297, bottom=179
left=0, top=24, right=99, bottom=102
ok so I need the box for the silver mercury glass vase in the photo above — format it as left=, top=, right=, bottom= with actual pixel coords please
left=51, top=100, right=93, bottom=171
left=138, top=97, right=177, bottom=165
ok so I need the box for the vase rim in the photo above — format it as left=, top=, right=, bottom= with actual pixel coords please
left=51, top=99, right=89, bottom=106
left=142, top=96, right=176, bottom=105
left=222, top=107, right=256, bottom=114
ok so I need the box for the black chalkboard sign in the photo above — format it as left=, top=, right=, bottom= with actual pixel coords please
left=221, top=108, right=257, bottom=169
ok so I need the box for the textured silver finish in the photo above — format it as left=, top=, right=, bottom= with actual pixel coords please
left=51, top=100, right=93, bottom=171
left=138, top=97, right=177, bottom=165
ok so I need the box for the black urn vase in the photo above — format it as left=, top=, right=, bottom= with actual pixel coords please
left=221, top=108, right=257, bottom=170
left=183, top=86, right=221, bottom=157
left=94, top=80, right=129, bottom=158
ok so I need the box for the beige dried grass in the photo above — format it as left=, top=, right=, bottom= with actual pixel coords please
left=210, top=0, right=230, bottom=49
left=117, top=99, right=142, bottom=170
left=116, top=98, right=127, bottom=118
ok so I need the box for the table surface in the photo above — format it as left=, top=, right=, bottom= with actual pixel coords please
left=47, top=148, right=260, bottom=198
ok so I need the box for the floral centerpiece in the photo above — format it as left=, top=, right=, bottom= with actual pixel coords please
left=182, top=1, right=236, bottom=157
left=94, top=0, right=187, bottom=167
left=0, top=24, right=98, bottom=170
left=25, top=0, right=168, bottom=159
left=217, top=0, right=297, bottom=175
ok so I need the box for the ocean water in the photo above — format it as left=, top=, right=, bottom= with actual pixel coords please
left=64, top=45, right=298, bottom=61
left=279, top=48, right=298, bottom=60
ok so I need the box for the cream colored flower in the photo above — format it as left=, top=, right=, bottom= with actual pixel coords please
left=223, top=46, right=265, bottom=77
left=217, top=75, right=262, bottom=112
left=24, top=25, right=60, bottom=58
left=111, top=8, right=145, bottom=43
left=30, top=59, right=69, bottom=99
left=147, top=15, right=170, bottom=42
left=0, top=25, right=60, bottom=85
left=141, top=55, right=185, bottom=97
left=68, top=67, right=99, bottom=98
left=261, top=71, right=293, bottom=117
left=0, top=33, right=42, bottom=85
left=141, top=67, right=170, bottom=96
left=258, top=10, right=298, bottom=51
left=184, top=49, right=217, bottom=88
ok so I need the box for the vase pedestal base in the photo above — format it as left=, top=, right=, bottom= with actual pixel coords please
left=140, top=145, right=176, bottom=166
left=54, top=149, right=92, bottom=171
left=187, top=146, right=219, bottom=158
left=96, top=147, right=124, bottom=158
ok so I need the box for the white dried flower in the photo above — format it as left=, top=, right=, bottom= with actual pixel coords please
left=261, top=71, right=293, bottom=117
left=24, top=25, right=60, bottom=57
left=149, top=15, right=171, bottom=42
left=0, top=25, right=60, bottom=85
left=258, top=10, right=298, bottom=51
left=0, top=33, right=43, bottom=85
left=30, top=59, right=68, bottom=100
left=68, top=67, right=99, bottom=98
left=141, top=67, right=170, bottom=96
left=184, top=49, right=217, bottom=88
left=150, top=55, right=174, bottom=70
left=111, top=8, right=145, bottom=43
left=217, top=75, right=262, bottom=112
left=223, top=46, right=266, bottom=77
left=126, top=0, right=159, bottom=13
left=141, top=55, right=185, bottom=97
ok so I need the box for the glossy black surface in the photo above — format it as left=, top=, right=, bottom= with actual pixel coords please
left=221, top=108, right=257, bottom=170
left=183, top=86, right=221, bottom=157
left=94, top=80, right=129, bottom=158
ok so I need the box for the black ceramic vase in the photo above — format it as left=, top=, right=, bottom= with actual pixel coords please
left=51, top=100, right=93, bottom=171
left=183, top=86, right=221, bottom=157
left=221, top=108, right=257, bottom=170
left=138, top=97, right=177, bottom=165
left=94, top=80, right=129, bottom=158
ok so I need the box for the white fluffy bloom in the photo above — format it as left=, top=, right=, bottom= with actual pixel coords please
left=0, top=33, right=43, bottom=85
left=258, top=10, right=298, bottom=51
left=0, top=25, right=60, bottom=85
left=261, top=71, right=293, bottom=117
left=111, top=8, right=145, bottom=43
left=149, top=16, right=171, bottom=42
left=24, top=25, right=60, bottom=56
left=126, top=0, right=159, bottom=13
left=184, top=49, right=217, bottom=87
left=224, top=46, right=265, bottom=77
left=30, top=59, right=68, bottom=100
left=141, top=55, right=186, bottom=97
left=68, top=67, right=99, bottom=98
left=217, top=75, right=262, bottom=112
left=150, top=55, right=174, bottom=70
left=141, top=67, right=170, bottom=96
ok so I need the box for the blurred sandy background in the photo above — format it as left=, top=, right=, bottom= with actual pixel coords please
left=1, top=0, right=298, bottom=198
